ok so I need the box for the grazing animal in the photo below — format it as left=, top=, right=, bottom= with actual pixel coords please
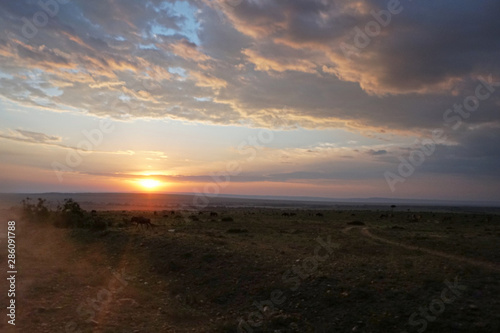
left=210, top=212, right=218, bottom=217
left=131, top=216, right=153, bottom=229
left=282, top=212, right=290, bottom=217
left=316, top=213, right=324, bottom=217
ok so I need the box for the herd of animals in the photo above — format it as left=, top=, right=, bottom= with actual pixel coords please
left=125, top=210, right=328, bottom=230
left=127, top=211, right=220, bottom=229
left=102, top=209, right=490, bottom=231
left=127, top=210, right=326, bottom=229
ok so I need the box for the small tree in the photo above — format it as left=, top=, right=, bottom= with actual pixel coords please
left=55, top=199, right=107, bottom=230
left=55, top=199, right=87, bottom=228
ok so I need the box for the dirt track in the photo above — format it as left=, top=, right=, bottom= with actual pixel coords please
left=343, top=226, right=500, bottom=273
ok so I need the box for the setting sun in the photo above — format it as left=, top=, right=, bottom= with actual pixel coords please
left=138, top=179, right=162, bottom=191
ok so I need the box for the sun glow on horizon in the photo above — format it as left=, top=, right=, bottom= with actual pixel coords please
left=137, top=178, right=163, bottom=191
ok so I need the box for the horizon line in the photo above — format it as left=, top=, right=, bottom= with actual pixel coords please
left=1, top=191, right=499, bottom=207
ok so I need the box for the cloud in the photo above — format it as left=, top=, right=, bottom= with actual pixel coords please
left=366, top=149, right=387, bottom=156
left=0, top=129, right=63, bottom=146
left=16, top=129, right=61, bottom=143
left=1, top=0, right=498, bottom=132
left=242, top=47, right=317, bottom=74
left=168, top=38, right=211, bottom=62
left=1, top=0, right=500, bottom=193
left=217, top=0, right=500, bottom=95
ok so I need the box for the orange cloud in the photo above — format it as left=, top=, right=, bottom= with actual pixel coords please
left=169, top=39, right=211, bottom=62
left=242, top=48, right=317, bottom=74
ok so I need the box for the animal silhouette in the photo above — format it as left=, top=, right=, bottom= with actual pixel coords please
left=131, top=216, right=153, bottom=229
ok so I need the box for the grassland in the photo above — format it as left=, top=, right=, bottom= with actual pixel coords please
left=1, top=207, right=499, bottom=332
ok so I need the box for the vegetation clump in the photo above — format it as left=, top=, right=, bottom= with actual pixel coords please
left=20, top=197, right=50, bottom=223
left=21, top=197, right=107, bottom=230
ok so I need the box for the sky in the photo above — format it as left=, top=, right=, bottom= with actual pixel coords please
left=0, top=0, right=499, bottom=203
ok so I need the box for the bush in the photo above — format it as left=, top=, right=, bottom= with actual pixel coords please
left=21, top=197, right=50, bottom=223
left=20, top=197, right=107, bottom=231
left=221, top=216, right=234, bottom=222
left=54, top=198, right=87, bottom=228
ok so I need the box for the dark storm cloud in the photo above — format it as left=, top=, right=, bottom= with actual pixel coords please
left=355, top=0, right=500, bottom=93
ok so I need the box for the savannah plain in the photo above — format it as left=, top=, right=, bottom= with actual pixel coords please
left=0, top=195, right=499, bottom=333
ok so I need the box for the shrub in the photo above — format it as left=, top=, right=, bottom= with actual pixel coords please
left=21, top=197, right=50, bottom=223
left=20, top=197, right=107, bottom=231
left=54, top=198, right=87, bottom=228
